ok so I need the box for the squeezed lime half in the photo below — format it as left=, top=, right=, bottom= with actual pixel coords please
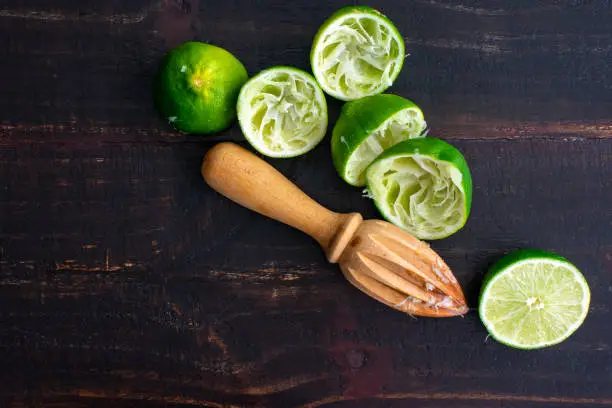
left=365, top=137, right=472, bottom=240
left=311, top=6, right=405, bottom=101
left=237, top=66, right=328, bottom=158
left=331, top=94, right=426, bottom=186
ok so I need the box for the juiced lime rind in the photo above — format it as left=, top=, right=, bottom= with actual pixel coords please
left=365, top=137, right=472, bottom=240
left=479, top=249, right=591, bottom=350
left=310, top=6, right=405, bottom=101
left=331, top=94, right=426, bottom=186
left=237, top=66, right=328, bottom=158
left=154, top=42, right=248, bottom=134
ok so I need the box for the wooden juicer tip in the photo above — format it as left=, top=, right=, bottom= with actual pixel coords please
left=201, top=143, right=468, bottom=317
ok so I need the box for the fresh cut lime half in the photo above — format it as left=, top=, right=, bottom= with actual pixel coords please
left=331, top=94, right=426, bottom=186
left=310, top=6, right=405, bottom=101
left=365, top=137, right=472, bottom=240
left=479, top=249, right=590, bottom=349
left=237, top=66, right=328, bottom=158
left=154, top=42, right=248, bottom=134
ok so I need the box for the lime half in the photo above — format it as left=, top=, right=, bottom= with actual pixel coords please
left=154, top=42, right=248, bottom=134
left=365, top=138, right=472, bottom=240
left=479, top=250, right=590, bottom=349
left=331, top=94, right=426, bottom=186
left=311, top=6, right=405, bottom=101
left=237, top=66, right=328, bottom=158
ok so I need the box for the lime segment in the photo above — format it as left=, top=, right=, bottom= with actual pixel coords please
left=237, top=66, right=328, bottom=158
left=479, top=250, right=590, bottom=349
left=365, top=138, right=472, bottom=240
left=311, top=6, right=405, bottom=101
left=331, top=94, right=426, bottom=186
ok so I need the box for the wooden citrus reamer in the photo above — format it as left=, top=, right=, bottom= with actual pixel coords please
left=201, top=143, right=468, bottom=317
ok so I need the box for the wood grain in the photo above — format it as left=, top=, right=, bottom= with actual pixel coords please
left=1, top=0, right=612, bottom=407
left=1, top=0, right=611, bottom=145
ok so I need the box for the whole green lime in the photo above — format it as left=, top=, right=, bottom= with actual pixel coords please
left=154, top=42, right=248, bottom=134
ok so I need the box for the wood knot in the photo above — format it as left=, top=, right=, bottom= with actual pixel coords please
left=350, top=236, right=362, bottom=248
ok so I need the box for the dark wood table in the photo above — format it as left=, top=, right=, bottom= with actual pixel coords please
left=1, top=1, right=611, bottom=407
